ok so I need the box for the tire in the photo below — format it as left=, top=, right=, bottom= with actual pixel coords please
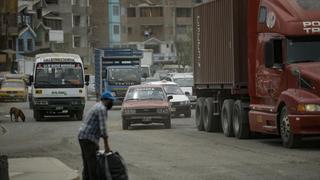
left=221, top=99, right=235, bottom=137
left=34, top=110, right=43, bottom=122
left=75, top=111, right=83, bottom=121
left=122, top=118, right=129, bottom=130
left=233, top=100, right=250, bottom=139
left=195, top=98, right=205, bottom=131
left=204, top=98, right=220, bottom=132
left=280, top=107, right=301, bottom=148
left=185, top=110, right=191, bottom=118
left=165, top=118, right=171, bottom=129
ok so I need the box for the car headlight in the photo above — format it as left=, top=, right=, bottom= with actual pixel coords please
left=180, top=101, right=190, bottom=105
left=297, top=104, right=320, bottom=112
left=157, top=108, right=169, bottom=113
left=123, top=109, right=136, bottom=114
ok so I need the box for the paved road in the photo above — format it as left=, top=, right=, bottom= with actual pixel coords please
left=1, top=101, right=320, bottom=180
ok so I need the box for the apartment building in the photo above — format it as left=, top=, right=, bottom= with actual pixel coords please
left=0, top=0, right=18, bottom=71
left=120, top=0, right=201, bottom=64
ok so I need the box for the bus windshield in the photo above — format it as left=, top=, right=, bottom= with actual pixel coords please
left=35, top=63, right=84, bottom=87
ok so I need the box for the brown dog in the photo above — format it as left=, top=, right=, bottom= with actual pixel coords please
left=10, top=107, right=25, bottom=122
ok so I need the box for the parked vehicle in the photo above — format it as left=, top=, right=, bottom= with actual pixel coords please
left=148, top=81, right=191, bottom=117
left=121, top=84, right=172, bottom=129
left=95, top=48, right=142, bottom=104
left=0, top=79, right=27, bottom=101
left=164, top=73, right=197, bottom=108
left=29, top=53, right=89, bottom=121
left=193, top=0, right=320, bottom=148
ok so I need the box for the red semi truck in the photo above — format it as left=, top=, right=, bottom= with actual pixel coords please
left=193, top=0, right=320, bottom=148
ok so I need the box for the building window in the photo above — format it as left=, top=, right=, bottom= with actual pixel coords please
left=127, top=8, right=136, bottom=17
left=44, top=19, right=62, bottom=30
left=145, top=44, right=160, bottom=54
left=27, top=39, right=33, bottom=51
left=141, top=25, right=163, bottom=38
left=176, top=8, right=191, bottom=17
left=46, top=0, right=58, bottom=4
left=18, top=39, right=24, bottom=51
left=176, top=25, right=191, bottom=34
left=128, top=27, right=132, bottom=35
left=140, top=7, right=163, bottom=17
left=73, top=15, right=81, bottom=27
left=73, top=36, right=81, bottom=48
left=45, top=32, right=49, bottom=42
left=113, top=25, right=120, bottom=35
left=72, top=0, right=80, bottom=5
left=113, top=5, right=120, bottom=16
left=87, top=16, right=90, bottom=26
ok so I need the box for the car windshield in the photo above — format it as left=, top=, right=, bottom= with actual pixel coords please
left=163, top=85, right=184, bottom=95
left=35, top=63, right=84, bottom=86
left=125, top=87, right=165, bottom=100
left=174, top=78, right=193, bottom=87
left=108, top=68, right=140, bottom=82
left=287, top=38, right=320, bottom=63
left=1, top=81, right=25, bottom=88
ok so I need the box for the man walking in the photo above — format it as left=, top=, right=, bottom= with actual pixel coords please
left=78, top=91, right=115, bottom=180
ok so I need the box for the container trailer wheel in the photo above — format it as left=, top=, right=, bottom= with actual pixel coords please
left=195, top=98, right=205, bottom=131
left=204, top=98, right=220, bottom=132
left=221, top=99, right=235, bottom=137
left=232, top=100, right=250, bottom=139
left=280, top=107, right=301, bottom=148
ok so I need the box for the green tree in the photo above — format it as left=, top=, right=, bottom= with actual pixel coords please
left=175, top=27, right=193, bottom=70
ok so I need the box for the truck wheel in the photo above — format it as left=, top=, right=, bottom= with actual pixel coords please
left=233, top=100, right=250, bottom=139
left=221, top=99, right=235, bottom=137
left=75, top=111, right=83, bottom=121
left=34, top=110, right=42, bottom=122
left=204, top=98, right=220, bottom=132
left=165, top=118, right=171, bottom=129
left=280, top=107, right=301, bottom=148
left=122, top=118, right=129, bottom=130
left=195, top=98, right=205, bottom=131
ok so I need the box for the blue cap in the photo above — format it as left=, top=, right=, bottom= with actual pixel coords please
left=101, top=91, right=116, bottom=102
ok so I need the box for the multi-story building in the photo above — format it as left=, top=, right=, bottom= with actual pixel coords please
left=120, top=0, right=200, bottom=64
left=0, top=0, right=18, bottom=71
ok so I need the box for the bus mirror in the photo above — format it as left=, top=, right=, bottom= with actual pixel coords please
left=28, top=75, right=33, bottom=85
left=85, top=75, right=90, bottom=86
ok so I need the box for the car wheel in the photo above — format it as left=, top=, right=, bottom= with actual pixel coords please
left=165, top=118, right=171, bottom=129
left=122, top=118, right=129, bottom=130
left=221, top=99, right=235, bottom=137
left=280, top=106, right=301, bottom=148
left=232, top=100, right=250, bottom=139
left=195, top=98, right=205, bottom=131
left=75, top=111, right=83, bottom=121
left=185, top=110, right=191, bottom=118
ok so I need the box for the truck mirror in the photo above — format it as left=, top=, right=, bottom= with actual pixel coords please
left=168, top=96, right=173, bottom=101
left=185, top=92, right=191, bottom=96
left=291, top=67, right=300, bottom=77
left=264, top=41, right=274, bottom=68
left=142, top=73, right=148, bottom=79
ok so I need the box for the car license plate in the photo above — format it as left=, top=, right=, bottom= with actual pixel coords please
left=56, top=106, right=63, bottom=110
left=143, top=117, right=152, bottom=122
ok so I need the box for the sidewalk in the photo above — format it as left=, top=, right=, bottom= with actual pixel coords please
left=9, top=157, right=79, bottom=180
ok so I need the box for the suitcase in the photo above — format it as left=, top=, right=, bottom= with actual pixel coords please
left=97, top=151, right=129, bottom=180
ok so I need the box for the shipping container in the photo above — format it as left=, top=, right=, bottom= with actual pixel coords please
left=193, top=0, right=248, bottom=93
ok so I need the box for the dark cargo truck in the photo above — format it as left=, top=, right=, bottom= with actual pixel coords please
left=193, top=0, right=320, bottom=148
